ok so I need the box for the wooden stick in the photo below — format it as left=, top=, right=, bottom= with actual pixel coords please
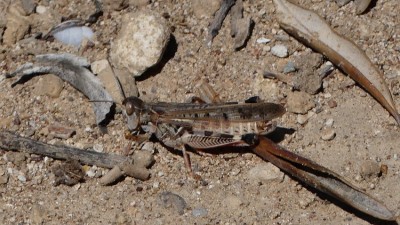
left=0, top=130, right=128, bottom=169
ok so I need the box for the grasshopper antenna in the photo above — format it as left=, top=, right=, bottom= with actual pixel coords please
left=107, top=56, right=127, bottom=101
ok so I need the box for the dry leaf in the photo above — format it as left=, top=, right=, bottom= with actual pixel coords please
left=273, top=0, right=400, bottom=125
left=5, top=53, right=113, bottom=125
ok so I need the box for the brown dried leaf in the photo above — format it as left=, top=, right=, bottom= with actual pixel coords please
left=273, top=0, right=400, bottom=125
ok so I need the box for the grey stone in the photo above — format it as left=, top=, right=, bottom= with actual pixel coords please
left=271, top=45, right=288, bottom=58
left=158, top=192, right=187, bottom=215
left=283, top=61, right=297, bottom=74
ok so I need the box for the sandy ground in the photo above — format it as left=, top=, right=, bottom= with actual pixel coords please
left=0, top=0, right=400, bottom=224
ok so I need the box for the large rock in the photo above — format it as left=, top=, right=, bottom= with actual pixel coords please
left=110, top=10, right=170, bottom=77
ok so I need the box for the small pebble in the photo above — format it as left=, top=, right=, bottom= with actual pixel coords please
left=297, top=114, right=309, bottom=125
left=86, top=169, right=96, bottom=178
left=394, top=153, right=398, bottom=160
left=35, top=5, right=47, bottom=14
left=192, top=207, right=208, bottom=217
left=287, top=91, right=315, bottom=114
left=271, top=45, right=288, bottom=58
left=380, top=164, right=388, bottom=175
left=256, top=37, right=271, bottom=44
left=359, top=160, right=380, bottom=178
left=158, top=192, right=187, bottom=215
left=153, top=182, right=160, bottom=188
left=325, top=118, right=334, bottom=127
left=354, top=174, right=363, bottom=182
left=93, top=144, right=104, bottom=153
left=262, top=45, right=271, bottom=52
left=248, top=163, right=284, bottom=184
left=18, top=174, right=27, bottom=182
left=321, top=128, right=335, bottom=141
left=327, top=99, right=337, bottom=108
left=283, top=61, right=297, bottom=74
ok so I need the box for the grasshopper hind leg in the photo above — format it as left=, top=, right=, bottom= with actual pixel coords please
left=181, top=145, right=202, bottom=180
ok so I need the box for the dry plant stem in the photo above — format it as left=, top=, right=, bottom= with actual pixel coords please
left=207, top=0, right=236, bottom=47
left=252, top=136, right=396, bottom=221
left=0, top=131, right=129, bottom=172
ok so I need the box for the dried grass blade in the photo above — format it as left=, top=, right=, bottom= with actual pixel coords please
left=273, top=0, right=400, bottom=125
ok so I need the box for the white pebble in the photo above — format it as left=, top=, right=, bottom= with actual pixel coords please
left=86, top=170, right=96, bottom=178
left=256, top=37, right=271, bottom=44
left=18, top=174, right=27, bottom=182
left=325, top=118, right=334, bottom=127
left=93, top=144, right=104, bottom=152
left=36, top=5, right=47, bottom=14
left=271, top=45, right=288, bottom=58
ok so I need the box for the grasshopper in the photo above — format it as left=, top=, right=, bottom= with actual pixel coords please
left=122, top=95, right=285, bottom=176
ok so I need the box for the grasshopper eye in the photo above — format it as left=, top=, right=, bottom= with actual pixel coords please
left=125, top=102, right=134, bottom=115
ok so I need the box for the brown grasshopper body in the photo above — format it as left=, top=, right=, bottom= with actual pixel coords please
left=122, top=96, right=285, bottom=174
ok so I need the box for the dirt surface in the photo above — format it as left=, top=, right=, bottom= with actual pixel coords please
left=1, top=0, right=400, bottom=224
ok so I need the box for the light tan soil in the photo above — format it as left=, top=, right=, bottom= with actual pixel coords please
left=0, top=0, right=399, bottom=224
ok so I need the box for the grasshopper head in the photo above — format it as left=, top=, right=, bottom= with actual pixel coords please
left=123, top=97, right=145, bottom=131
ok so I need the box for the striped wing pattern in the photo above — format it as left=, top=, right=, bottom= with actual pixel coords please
left=181, top=133, right=248, bottom=149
